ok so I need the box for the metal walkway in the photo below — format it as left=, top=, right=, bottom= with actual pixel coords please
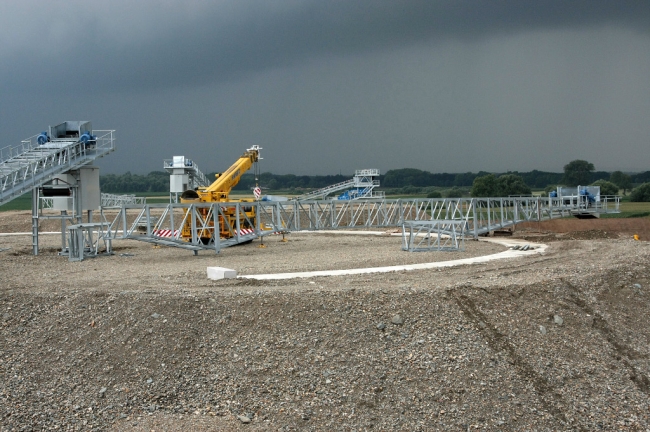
left=0, top=130, right=115, bottom=207
left=101, top=195, right=620, bottom=255
left=294, top=179, right=356, bottom=200
left=100, top=193, right=146, bottom=207
left=294, top=169, right=383, bottom=201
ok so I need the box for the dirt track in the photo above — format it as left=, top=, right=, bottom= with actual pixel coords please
left=518, top=217, right=650, bottom=241
left=1, top=212, right=650, bottom=431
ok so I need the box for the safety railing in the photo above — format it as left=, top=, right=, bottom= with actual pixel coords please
left=101, top=193, right=146, bottom=207
left=0, top=130, right=115, bottom=207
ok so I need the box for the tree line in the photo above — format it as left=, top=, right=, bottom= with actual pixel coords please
left=99, top=171, right=350, bottom=193
left=469, top=160, right=646, bottom=200
left=99, top=161, right=650, bottom=201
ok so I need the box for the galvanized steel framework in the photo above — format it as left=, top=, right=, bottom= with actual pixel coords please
left=0, top=130, right=115, bottom=207
left=293, top=169, right=382, bottom=201
left=100, top=193, right=146, bottom=207
left=0, top=127, right=116, bottom=256
left=98, top=195, right=620, bottom=256
left=401, top=220, right=466, bottom=252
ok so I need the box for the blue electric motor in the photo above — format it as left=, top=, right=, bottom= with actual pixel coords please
left=79, top=131, right=96, bottom=146
left=37, top=131, right=50, bottom=145
left=580, top=189, right=595, bottom=203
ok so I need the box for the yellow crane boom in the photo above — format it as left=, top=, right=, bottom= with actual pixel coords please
left=179, top=145, right=262, bottom=242
left=203, top=145, right=261, bottom=201
left=180, top=145, right=261, bottom=203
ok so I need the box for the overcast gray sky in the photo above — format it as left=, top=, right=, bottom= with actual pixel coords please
left=1, top=0, right=649, bottom=175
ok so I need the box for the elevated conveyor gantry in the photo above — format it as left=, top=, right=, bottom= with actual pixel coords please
left=1, top=121, right=115, bottom=257
left=294, top=169, right=383, bottom=201
left=0, top=121, right=115, bottom=207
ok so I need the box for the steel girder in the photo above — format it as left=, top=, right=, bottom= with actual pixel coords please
left=0, top=131, right=115, bottom=206
left=97, top=196, right=620, bottom=256
left=401, top=220, right=466, bottom=252
left=66, top=222, right=113, bottom=262
left=104, top=202, right=260, bottom=252
left=100, top=193, right=146, bottom=207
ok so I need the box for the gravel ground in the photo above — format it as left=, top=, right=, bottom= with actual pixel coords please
left=1, top=210, right=650, bottom=431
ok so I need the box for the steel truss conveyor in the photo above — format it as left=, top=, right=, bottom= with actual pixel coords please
left=0, top=129, right=115, bottom=207
left=100, top=195, right=620, bottom=255
left=293, top=169, right=382, bottom=201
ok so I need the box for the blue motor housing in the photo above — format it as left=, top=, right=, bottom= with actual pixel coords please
left=549, top=191, right=557, bottom=198
left=37, top=132, right=49, bottom=145
left=79, top=131, right=97, bottom=146
left=579, top=189, right=595, bottom=203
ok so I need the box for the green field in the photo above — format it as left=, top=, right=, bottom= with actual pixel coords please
left=137, top=192, right=171, bottom=204
left=0, top=192, right=171, bottom=211
left=0, top=193, right=32, bottom=211
left=0, top=191, right=262, bottom=211
left=600, top=201, right=650, bottom=219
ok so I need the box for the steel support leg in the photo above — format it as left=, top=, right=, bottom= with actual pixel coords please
left=32, top=188, right=39, bottom=255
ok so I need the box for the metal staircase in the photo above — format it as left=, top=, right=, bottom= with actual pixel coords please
left=0, top=128, right=115, bottom=207
left=294, top=169, right=382, bottom=201
left=294, top=179, right=356, bottom=200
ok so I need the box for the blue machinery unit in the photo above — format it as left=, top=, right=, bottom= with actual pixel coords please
left=554, top=186, right=602, bottom=218
left=0, top=121, right=116, bottom=256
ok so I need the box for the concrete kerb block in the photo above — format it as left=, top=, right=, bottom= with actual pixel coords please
left=207, top=267, right=237, bottom=280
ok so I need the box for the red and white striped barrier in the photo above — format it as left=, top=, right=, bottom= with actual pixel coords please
left=151, top=228, right=266, bottom=238
left=152, top=229, right=180, bottom=238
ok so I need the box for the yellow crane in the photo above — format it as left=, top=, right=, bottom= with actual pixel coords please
left=180, top=145, right=262, bottom=241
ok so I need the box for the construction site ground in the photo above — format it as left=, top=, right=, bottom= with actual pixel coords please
left=1, top=210, right=650, bottom=431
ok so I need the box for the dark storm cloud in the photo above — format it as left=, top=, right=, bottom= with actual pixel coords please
left=1, top=1, right=649, bottom=176
left=1, top=0, right=648, bottom=95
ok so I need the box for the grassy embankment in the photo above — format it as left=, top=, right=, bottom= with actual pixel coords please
left=599, top=202, right=650, bottom=218
left=0, top=194, right=31, bottom=211
left=0, top=191, right=270, bottom=211
left=0, top=192, right=171, bottom=211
